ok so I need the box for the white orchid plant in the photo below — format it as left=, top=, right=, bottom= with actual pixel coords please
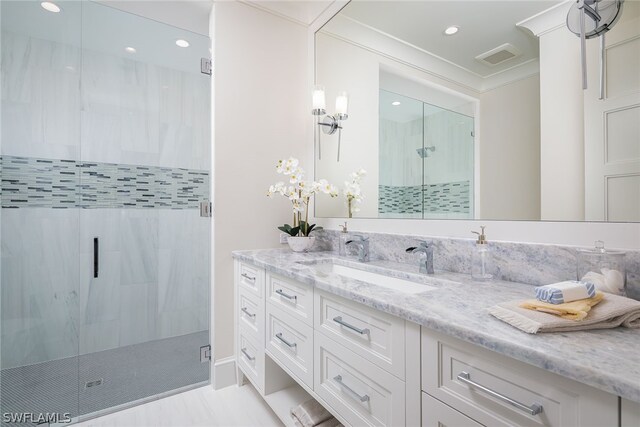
left=344, top=168, right=366, bottom=218
left=267, top=157, right=338, bottom=237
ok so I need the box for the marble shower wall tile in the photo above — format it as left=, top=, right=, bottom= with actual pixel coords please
left=1, top=209, right=80, bottom=369
left=1, top=32, right=210, bottom=172
left=1, top=32, right=82, bottom=160
left=314, top=229, right=640, bottom=298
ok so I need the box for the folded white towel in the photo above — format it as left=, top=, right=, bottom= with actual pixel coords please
left=489, top=292, right=640, bottom=333
left=535, top=281, right=596, bottom=304
left=290, top=399, right=333, bottom=427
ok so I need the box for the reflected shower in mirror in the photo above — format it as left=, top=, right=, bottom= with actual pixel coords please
left=378, top=90, right=475, bottom=219
left=314, top=0, right=640, bottom=222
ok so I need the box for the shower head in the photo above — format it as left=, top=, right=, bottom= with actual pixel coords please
left=416, top=146, right=436, bottom=159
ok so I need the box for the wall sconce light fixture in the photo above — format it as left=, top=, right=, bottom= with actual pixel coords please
left=312, top=86, right=348, bottom=161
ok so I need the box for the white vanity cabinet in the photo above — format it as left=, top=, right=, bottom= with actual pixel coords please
left=421, top=329, right=618, bottom=427
left=234, top=260, right=626, bottom=427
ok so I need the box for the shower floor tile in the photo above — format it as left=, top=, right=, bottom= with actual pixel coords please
left=1, top=331, right=209, bottom=426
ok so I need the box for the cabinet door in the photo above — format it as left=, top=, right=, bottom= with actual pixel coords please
left=622, top=398, right=640, bottom=427
left=422, top=393, right=483, bottom=427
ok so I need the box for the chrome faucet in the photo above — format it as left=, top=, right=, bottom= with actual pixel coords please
left=346, top=235, right=370, bottom=262
left=406, top=241, right=434, bottom=274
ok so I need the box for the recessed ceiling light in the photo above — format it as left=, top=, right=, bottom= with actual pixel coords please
left=41, top=2, right=61, bottom=13
left=444, top=26, right=459, bottom=36
left=392, top=101, right=401, bottom=106
left=125, top=47, right=137, bottom=53
left=175, top=39, right=190, bottom=48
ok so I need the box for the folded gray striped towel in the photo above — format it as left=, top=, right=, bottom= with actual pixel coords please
left=535, top=280, right=596, bottom=304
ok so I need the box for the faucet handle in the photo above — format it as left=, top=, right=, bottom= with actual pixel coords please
left=418, top=240, right=432, bottom=248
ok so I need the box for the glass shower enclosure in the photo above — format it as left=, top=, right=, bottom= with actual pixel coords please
left=379, top=89, right=474, bottom=219
left=1, top=1, right=211, bottom=423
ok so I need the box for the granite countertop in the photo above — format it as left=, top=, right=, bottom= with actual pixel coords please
left=232, top=248, right=640, bottom=403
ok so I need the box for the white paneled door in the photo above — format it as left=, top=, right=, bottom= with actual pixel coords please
left=585, top=12, right=640, bottom=221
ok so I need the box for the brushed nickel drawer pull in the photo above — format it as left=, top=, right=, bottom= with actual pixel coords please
left=334, top=375, right=370, bottom=402
left=275, top=289, right=297, bottom=301
left=241, top=273, right=256, bottom=282
left=457, top=371, right=543, bottom=416
left=275, top=332, right=297, bottom=348
left=241, top=307, right=255, bottom=318
left=240, top=348, right=255, bottom=361
left=333, top=316, right=370, bottom=335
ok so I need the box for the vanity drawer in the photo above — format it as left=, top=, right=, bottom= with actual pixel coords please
left=266, top=302, right=314, bottom=389
left=237, top=261, right=264, bottom=299
left=315, top=290, right=405, bottom=379
left=238, top=288, right=263, bottom=342
left=314, top=332, right=405, bottom=427
left=422, top=329, right=618, bottom=427
left=267, top=272, right=313, bottom=326
left=422, top=393, right=483, bottom=427
left=237, top=326, right=264, bottom=393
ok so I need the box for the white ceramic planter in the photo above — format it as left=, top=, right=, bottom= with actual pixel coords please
left=287, top=236, right=315, bottom=252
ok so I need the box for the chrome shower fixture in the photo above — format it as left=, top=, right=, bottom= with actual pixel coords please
left=312, top=86, right=348, bottom=162
left=416, top=146, right=436, bottom=159
left=566, top=0, right=624, bottom=98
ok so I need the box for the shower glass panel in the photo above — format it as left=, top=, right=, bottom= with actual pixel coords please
left=379, top=89, right=474, bottom=219
left=1, top=1, right=82, bottom=423
left=423, top=104, right=474, bottom=219
left=378, top=90, right=424, bottom=218
left=1, top=1, right=211, bottom=424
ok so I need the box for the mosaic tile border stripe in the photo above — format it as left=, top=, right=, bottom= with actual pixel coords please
left=0, top=156, right=209, bottom=209
left=379, top=180, right=470, bottom=214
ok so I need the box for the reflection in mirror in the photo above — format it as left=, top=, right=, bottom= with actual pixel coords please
left=379, top=89, right=475, bottom=219
left=314, top=1, right=640, bottom=222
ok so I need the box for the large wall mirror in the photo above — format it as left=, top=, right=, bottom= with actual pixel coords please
left=314, top=0, right=640, bottom=222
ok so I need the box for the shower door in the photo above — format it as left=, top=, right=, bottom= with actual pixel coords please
left=1, top=1, right=211, bottom=423
left=423, top=104, right=474, bottom=219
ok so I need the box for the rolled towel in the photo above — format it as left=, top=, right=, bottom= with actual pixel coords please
left=290, top=399, right=333, bottom=427
left=601, top=268, right=625, bottom=294
left=581, top=269, right=625, bottom=294
left=535, top=280, right=596, bottom=304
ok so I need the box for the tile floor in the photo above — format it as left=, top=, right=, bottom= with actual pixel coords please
left=76, top=384, right=282, bottom=427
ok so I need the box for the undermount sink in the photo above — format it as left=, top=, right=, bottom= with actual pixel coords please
left=309, top=262, right=437, bottom=294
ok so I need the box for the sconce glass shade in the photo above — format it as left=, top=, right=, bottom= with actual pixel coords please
left=312, top=85, right=326, bottom=115
left=335, top=91, right=348, bottom=120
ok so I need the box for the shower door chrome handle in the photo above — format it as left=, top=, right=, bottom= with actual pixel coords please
left=93, top=237, right=99, bottom=278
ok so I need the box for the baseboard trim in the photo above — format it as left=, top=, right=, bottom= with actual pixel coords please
left=212, top=356, right=236, bottom=390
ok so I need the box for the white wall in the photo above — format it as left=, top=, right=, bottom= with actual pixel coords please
left=479, top=75, right=541, bottom=220
left=539, top=26, right=585, bottom=221
left=211, top=1, right=308, bottom=362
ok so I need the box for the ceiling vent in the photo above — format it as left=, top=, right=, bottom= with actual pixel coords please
left=475, top=43, right=521, bottom=67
